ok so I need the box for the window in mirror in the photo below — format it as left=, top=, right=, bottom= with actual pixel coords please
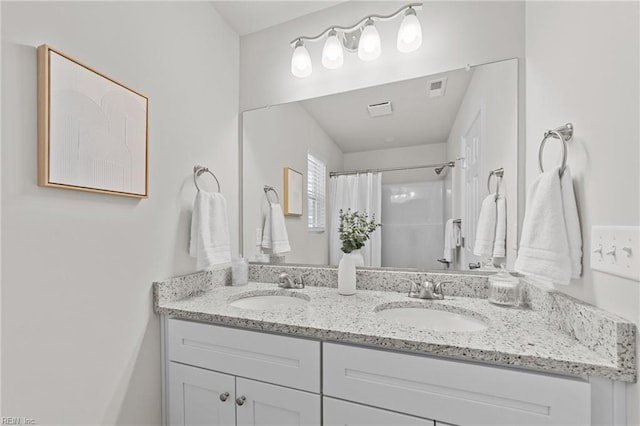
left=307, top=153, right=326, bottom=232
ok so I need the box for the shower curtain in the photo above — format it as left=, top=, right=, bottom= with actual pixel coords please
left=329, top=172, right=382, bottom=267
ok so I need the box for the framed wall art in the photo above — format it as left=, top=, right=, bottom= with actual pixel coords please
left=38, top=45, right=149, bottom=198
left=283, top=167, right=303, bottom=216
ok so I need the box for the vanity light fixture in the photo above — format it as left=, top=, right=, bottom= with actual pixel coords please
left=291, top=40, right=313, bottom=78
left=358, top=19, right=382, bottom=61
left=322, top=29, right=344, bottom=69
left=290, top=3, right=423, bottom=78
left=397, top=7, right=423, bottom=53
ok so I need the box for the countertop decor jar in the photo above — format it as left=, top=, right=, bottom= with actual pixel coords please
left=488, top=266, right=521, bottom=307
left=231, top=257, right=249, bottom=286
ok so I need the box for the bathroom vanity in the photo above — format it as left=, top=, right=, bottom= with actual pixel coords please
left=155, top=265, right=636, bottom=426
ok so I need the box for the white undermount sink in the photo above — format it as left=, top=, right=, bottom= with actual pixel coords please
left=229, top=292, right=309, bottom=310
left=376, top=306, right=488, bottom=332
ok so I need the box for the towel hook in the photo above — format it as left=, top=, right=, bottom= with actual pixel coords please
left=193, top=165, right=221, bottom=192
left=487, top=168, right=504, bottom=194
left=263, top=185, right=280, bottom=205
left=538, top=123, right=573, bottom=177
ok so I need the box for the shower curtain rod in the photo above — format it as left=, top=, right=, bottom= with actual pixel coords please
left=329, top=161, right=456, bottom=178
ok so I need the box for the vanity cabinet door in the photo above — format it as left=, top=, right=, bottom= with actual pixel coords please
left=169, top=362, right=236, bottom=426
left=235, top=378, right=320, bottom=426
left=324, top=397, right=434, bottom=426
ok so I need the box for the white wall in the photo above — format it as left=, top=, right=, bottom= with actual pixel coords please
left=525, top=2, right=640, bottom=423
left=243, top=103, right=343, bottom=264
left=240, top=1, right=525, bottom=110
left=1, top=2, right=239, bottom=424
left=343, top=143, right=447, bottom=185
left=447, top=59, right=519, bottom=269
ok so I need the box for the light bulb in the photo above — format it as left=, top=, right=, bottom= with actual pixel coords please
left=358, top=19, right=381, bottom=61
left=291, top=40, right=312, bottom=78
left=397, top=8, right=422, bottom=53
left=322, top=30, right=344, bottom=69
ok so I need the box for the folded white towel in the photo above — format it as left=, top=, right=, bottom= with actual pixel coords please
left=473, top=194, right=498, bottom=257
left=443, top=218, right=455, bottom=262
left=515, top=166, right=582, bottom=284
left=261, top=203, right=291, bottom=254
left=189, top=191, right=232, bottom=270
left=493, top=195, right=507, bottom=258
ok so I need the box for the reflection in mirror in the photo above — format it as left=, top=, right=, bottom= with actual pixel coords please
left=243, top=58, right=518, bottom=272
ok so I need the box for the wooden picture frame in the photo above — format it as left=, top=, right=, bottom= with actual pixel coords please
left=283, top=167, right=303, bottom=216
left=38, top=45, right=149, bottom=198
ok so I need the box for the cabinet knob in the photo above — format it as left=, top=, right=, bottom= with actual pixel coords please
left=236, top=395, right=246, bottom=406
left=219, top=392, right=229, bottom=402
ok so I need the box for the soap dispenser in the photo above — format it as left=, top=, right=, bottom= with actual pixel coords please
left=488, top=265, right=521, bottom=307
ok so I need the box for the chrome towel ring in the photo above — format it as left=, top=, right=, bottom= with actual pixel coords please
left=487, top=168, right=504, bottom=194
left=263, top=185, right=280, bottom=206
left=193, top=165, right=221, bottom=192
left=538, top=123, right=574, bottom=176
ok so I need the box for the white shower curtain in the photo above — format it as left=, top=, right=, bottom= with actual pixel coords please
left=329, top=172, right=382, bottom=267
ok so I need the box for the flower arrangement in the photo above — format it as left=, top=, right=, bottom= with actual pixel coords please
left=338, top=209, right=381, bottom=254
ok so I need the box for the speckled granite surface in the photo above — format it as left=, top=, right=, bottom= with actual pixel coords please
left=153, top=266, right=636, bottom=382
left=248, top=263, right=490, bottom=298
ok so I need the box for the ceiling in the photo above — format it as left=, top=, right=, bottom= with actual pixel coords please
left=211, top=1, right=345, bottom=36
left=300, top=68, right=474, bottom=153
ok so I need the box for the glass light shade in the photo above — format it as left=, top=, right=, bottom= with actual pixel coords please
left=291, top=42, right=312, bottom=78
left=397, top=11, right=422, bottom=53
left=322, top=31, right=344, bottom=69
left=358, top=21, right=381, bottom=61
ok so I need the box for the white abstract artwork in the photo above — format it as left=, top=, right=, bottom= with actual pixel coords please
left=42, top=47, right=148, bottom=197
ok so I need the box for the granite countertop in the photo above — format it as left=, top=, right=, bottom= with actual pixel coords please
left=155, top=280, right=636, bottom=382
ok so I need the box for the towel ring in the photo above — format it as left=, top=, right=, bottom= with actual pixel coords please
left=193, top=165, right=221, bottom=192
left=538, top=123, right=573, bottom=176
left=487, top=168, right=504, bottom=194
left=263, top=185, right=280, bottom=205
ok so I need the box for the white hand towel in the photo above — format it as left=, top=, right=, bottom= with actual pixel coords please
left=261, top=203, right=291, bottom=254
left=473, top=194, right=498, bottom=257
left=561, top=167, right=582, bottom=278
left=515, top=166, right=582, bottom=284
left=492, top=195, right=507, bottom=258
left=189, top=191, right=232, bottom=270
left=443, top=218, right=455, bottom=262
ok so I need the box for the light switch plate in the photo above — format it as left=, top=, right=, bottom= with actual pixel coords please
left=590, top=226, right=639, bottom=281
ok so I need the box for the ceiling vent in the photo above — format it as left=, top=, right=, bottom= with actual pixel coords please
left=367, top=101, right=393, bottom=118
left=427, top=77, right=447, bottom=97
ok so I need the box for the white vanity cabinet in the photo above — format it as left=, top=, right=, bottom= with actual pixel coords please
left=163, top=318, right=599, bottom=426
left=165, top=319, right=321, bottom=426
left=323, top=343, right=591, bottom=426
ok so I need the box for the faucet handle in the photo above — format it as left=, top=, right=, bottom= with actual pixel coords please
left=278, top=273, right=292, bottom=288
left=432, top=281, right=449, bottom=300
left=400, top=278, right=420, bottom=297
left=295, top=272, right=311, bottom=288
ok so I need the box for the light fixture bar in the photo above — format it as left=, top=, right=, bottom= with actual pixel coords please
left=289, top=3, right=423, bottom=47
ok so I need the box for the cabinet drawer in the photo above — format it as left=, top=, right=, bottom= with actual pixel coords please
left=168, top=319, right=320, bottom=392
left=323, top=343, right=590, bottom=426
left=323, top=397, right=434, bottom=426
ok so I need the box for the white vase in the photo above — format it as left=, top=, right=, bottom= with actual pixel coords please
left=338, top=252, right=358, bottom=295
left=351, top=249, right=365, bottom=267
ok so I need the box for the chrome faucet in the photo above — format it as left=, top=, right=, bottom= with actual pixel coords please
left=402, top=278, right=448, bottom=300
left=278, top=272, right=309, bottom=289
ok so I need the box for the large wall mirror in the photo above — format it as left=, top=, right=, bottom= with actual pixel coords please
left=242, top=58, right=519, bottom=272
